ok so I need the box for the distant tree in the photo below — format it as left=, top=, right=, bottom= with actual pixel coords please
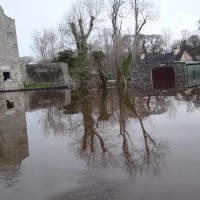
left=19, top=56, right=35, bottom=66
left=91, top=50, right=105, bottom=68
left=109, top=0, right=129, bottom=85
left=171, top=30, right=191, bottom=51
left=55, top=49, right=77, bottom=69
left=31, top=28, right=59, bottom=63
left=138, top=34, right=148, bottom=54
left=146, top=34, right=164, bottom=54
left=171, top=39, right=182, bottom=50
left=129, top=0, right=158, bottom=60
left=121, top=33, right=135, bottom=54
left=185, top=35, right=200, bottom=60
left=162, top=29, right=172, bottom=53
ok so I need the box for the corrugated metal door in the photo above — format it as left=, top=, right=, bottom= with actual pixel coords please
left=187, top=64, right=200, bottom=87
left=152, top=67, right=175, bottom=89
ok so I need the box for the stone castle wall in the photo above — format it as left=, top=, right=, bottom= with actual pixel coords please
left=0, top=6, right=22, bottom=90
left=25, top=62, right=70, bottom=86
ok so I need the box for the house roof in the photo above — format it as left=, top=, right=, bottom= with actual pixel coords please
left=143, top=50, right=185, bottom=62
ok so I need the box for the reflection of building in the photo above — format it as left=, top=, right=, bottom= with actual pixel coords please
left=0, top=89, right=71, bottom=167
left=0, top=93, right=28, bottom=166
left=0, top=6, right=23, bottom=91
left=25, top=89, right=71, bottom=111
left=133, top=95, right=171, bottom=118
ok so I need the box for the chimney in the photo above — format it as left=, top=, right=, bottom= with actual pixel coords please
left=174, top=48, right=180, bottom=55
left=140, top=53, right=145, bottom=60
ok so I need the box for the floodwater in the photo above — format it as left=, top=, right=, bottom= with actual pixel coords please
left=0, top=87, right=200, bottom=200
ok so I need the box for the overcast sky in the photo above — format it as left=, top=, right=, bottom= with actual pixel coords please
left=0, top=0, right=199, bottom=57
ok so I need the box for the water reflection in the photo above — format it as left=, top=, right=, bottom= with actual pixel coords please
left=0, top=92, right=28, bottom=188
left=1, top=83, right=200, bottom=197
left=39, top=85, right=200, bottom=175
left=38, top=89, right=169, bottom=175
left=35, top=90, right=71, bottom=135
left=0, top=90, right=71, bottom=188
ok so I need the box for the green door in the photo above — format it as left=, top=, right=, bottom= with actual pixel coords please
left=187, top=64, right=200, bottom=87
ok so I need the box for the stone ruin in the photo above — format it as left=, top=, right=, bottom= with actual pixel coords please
left=0, top=5, right=23, bottom=91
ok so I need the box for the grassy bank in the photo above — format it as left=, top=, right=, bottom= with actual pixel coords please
left=25, top=83, right=58, bottom=89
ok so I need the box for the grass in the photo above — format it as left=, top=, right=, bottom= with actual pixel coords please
left=25, top=83, right=58, bottom=89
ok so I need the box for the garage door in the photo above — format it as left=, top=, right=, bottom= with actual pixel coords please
left=152, top=67, right=175, bottom=89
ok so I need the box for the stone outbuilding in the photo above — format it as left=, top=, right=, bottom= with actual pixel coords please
left=131, top=60, right=200, bottom=93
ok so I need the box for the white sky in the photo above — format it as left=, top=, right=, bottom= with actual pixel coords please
left=0, top=0, right=199, bottom=56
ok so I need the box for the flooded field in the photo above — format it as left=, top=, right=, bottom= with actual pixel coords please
left=1, top=87, right=200, bottom=200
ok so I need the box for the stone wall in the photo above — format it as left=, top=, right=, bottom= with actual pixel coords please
left=0, top=6, right=23, bottom=90
left=131, top=62, right=187, bottom=93
left=25, top=62, right=70, bottom=86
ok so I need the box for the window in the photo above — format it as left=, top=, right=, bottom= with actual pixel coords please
left=6, top=100, right=14, bottom=109
left=3, top=72, right=10, bottom=81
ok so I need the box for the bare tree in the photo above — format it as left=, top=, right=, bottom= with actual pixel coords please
left=171, top=30, right=191, bottom=51
left=121, top=28, right=135, bottom=54
left=162, top=28, right=172, bottom=53
left=100, top=28, right=115, bottom=72
left=129, top=0, right=158, bottom=60
left=57, top=21, right=74, bottom=51
left=64, top=0, right=105, bottom=57
left=109, top=0, right=128, bottom=85
left=181, top=30, right=191, bottom=42
left=31, top=28, right=59, bottom=63
left=146, top=34, right=164, bottom=54
left=19, top=56, right=35, bottom=66
left=162, top=29, right=172, bottom=53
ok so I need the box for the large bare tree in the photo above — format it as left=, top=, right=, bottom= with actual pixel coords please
left=64, top=0, right=104, bottom=57
left=109, top=0, right=128, bottom=85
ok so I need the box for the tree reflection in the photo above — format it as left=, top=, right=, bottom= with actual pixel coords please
left=40, top=107, right=68, bottom=136
left=70, top=91, right=118, bottom=168
left=40, top=88, right=169, bottom=175
left=0, top=165, right=22, bottom=189
left=97, top=89, right=111, bottom=122
left=118, top=88, right=169, bottom=174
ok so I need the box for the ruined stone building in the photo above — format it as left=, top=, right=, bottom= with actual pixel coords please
left=0, top=6, right=22, bottom=90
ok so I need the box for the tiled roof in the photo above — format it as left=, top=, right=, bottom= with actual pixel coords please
left=143, top=51, right=184, bottom=62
